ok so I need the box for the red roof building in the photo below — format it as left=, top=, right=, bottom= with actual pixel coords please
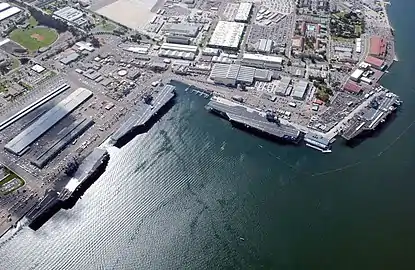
left=369, top=36, right=387, bottom=58
left=343, top=80, right=363, bottom=94
left=365, top=55, right=385, bottom=70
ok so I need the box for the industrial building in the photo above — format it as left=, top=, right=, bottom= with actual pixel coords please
left=275, top=77, right=292, bottom=96
left=210, top=63, right=272, bottom=86
left=60, top=52, right=80, bottom=65
left=124, top=46, right=149, bottom=54
left=369, top=36, right=387, bottom=58
left=355, top=38, right=362, bottom=53
left=208, top=21, right=245, bottom=50
left=163, top=23, right=200, bottom=37
left=350, top=69, right=364, bottom=81
left=202, top=48, right=220, bottom=56
left=212, top=54, right=232, bottom=64
left=0, top=3, right=10, bottom=12
left=75, top=42, right=94, bottom=52
left=54, top=7, right=87, bottom=26
left=0, top=6, right=21, bottom=22
left=160, top=43, right=198, bottom=53
left=234, top=2, right=253, bottom=22
left=158, top=50, right=195, bottom=60
left=30, top=118, right=94, bottom=168
left=165, top=35, right=191, bottom=45
left=334, top=46, right=353, bottom=53
left=343, top=80, right=362, bottom=94
left=291, top=80, right=308, bottom=100
left=32, top=64, right=45, bottom=73
left=364, top=56, right=385, bottom=70
left=241, top=53, right=283, bottom=69
left=255, top=39, right=273, bottom=53
left=5, top=88, right=93, bottom=156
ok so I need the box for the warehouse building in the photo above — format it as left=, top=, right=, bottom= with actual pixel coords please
left=210, top=63, right=272, bottom=86
left=202, top=48, right=220, bottom=56
left=0, top=3, right=10, bottom=12
left=355, top=38, right=362, bottom=53
left=334, top=46, right=353, bottom=53
left=163, top=23, right=200, bottom=37
left=60, top=52, right=80, bottom=65
left=369, top=36, right=387, bottom=59
left=160, top=42, right=198, bottom=53
left=343, top=80, right=362, bottom=94
left=364, top=56, right=385, bottom=70
left=275, top=76, right=292, bottom=96
left=241, top=53, right=283, bottom=69
left=54, top=6, right=87, bottom=26
left=208, top=21, right=245, bottom=50
left=234, top=2, right=253, bottom=22
left=159, top=50, right=195, bottom=60
left=165, top=35, right=191, bottom=45
left=350, top=68, right=364, bottom=81
left=291, top=80, right=309, bottom=100
left=0, top=6, right=21, bottom=22
left=255, top=39, right=273, bottom=53
left=5, top=88, right=93, bottom=156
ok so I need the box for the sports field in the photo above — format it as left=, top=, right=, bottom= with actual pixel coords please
left=10, top=26, right=58, bottom=52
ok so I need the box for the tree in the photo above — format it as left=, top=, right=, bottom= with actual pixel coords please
left=90, top=36, right=101, bottom=48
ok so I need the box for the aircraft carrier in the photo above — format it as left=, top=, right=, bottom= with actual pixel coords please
left=26, top=148, right=109, bottom=230
left=206, top=96, right=301, bottom=143
left=342, top=92, right=401, bottom=141
left=111, top=84, right=176, bottom=147
left=23, top=85, right=176, bottom=231
left=58, top=148, right=109, bottom=205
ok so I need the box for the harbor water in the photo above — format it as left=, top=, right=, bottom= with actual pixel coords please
left=1, top=0, right=415, bottom=268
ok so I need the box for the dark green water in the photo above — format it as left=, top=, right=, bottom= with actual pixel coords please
left=1, top=1, right=415, bottom=269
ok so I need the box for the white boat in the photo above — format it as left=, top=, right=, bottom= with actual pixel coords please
left=306, top=143, right=332, bottom=153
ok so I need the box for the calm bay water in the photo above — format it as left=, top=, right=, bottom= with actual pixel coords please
left=1, top=1, right=415, bottom=269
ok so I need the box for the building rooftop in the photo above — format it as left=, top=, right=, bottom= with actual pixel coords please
left=369, top=36, right=386, bottom=58
left=75, top=42, right=94, bottom=52
left=292, top=80, right=308, bottom=99
left=343, top=80, right=362, bottom=93
left=161, top=43, right=198, bottom=53
left=242, top=53, right=283, bottom=64
left=364, top=55, right=384, bottom=68
left=235, top=2, right=253, bottom=22
left=31, top=64, right=45, bottom=73
left=350, top=69, right=364, bottom=80
left=163, top=23, right=200, bottom=37
left=257, top=39, right=273, bottom=53
left=0, top=3, right=10, bottom=12
left=5, top=88, right=92, bottom=156
left=60, top=52, right=80, bottom=65
left=54, top=6, right=87, bottom=25
left=208, top=21, right=245, bottom=49
left=210, top=63, right=271, bottom=85
left=0, top=6, right=20, bottom=21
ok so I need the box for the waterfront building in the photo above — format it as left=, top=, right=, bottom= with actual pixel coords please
left=369, top=36, right=387, bottom=59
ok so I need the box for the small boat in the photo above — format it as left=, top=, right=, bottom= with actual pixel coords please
left=306, top=143, right=332, bottom=153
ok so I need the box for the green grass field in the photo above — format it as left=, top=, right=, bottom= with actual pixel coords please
left=10, top=26, right=58, bottom=52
